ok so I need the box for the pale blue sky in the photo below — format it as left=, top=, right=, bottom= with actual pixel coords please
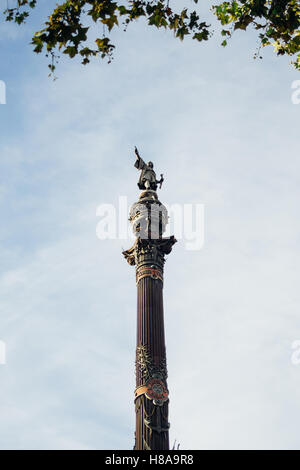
left=1, top=0, right=300, bottom=449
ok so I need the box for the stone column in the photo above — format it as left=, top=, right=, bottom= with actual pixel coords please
left=123, top=189, right=176, bottom=450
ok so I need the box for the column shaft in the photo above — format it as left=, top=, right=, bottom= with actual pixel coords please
left=135, top=276, right=169, bottom=450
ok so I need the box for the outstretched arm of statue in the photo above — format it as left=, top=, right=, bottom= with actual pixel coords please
left=157, top=174, right=164, bottom=189
left=134, top=146, right=146, bottom=170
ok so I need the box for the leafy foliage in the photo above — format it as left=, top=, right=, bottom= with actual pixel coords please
left=3, top=1, right=300, bottom=73
left=213, top=0, right=300, bottom=70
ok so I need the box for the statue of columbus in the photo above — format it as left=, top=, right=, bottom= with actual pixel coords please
left=134, top=147, right=164, bottom=191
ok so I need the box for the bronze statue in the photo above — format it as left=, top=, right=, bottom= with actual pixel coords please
left=134, top=147, right=164, bottom=191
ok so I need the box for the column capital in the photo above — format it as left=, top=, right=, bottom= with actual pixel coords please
left=122, top=236, right=177, bottom=270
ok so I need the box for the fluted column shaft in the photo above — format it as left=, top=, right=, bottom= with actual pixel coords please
left=135, top=274, right=169, bottom=450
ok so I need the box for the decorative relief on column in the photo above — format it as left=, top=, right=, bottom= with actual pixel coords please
left=135, top=345, right=168, bottom=405
left=135, top=344, right=170, bottom=449
left=144, top=399, right=170, bottom=435
left=136, top=266, right=163, bottom=284
left=136, top=344, right=168, bottom=383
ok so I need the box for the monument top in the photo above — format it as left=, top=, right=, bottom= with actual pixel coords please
left=134, top=147, right=164, bottom=191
